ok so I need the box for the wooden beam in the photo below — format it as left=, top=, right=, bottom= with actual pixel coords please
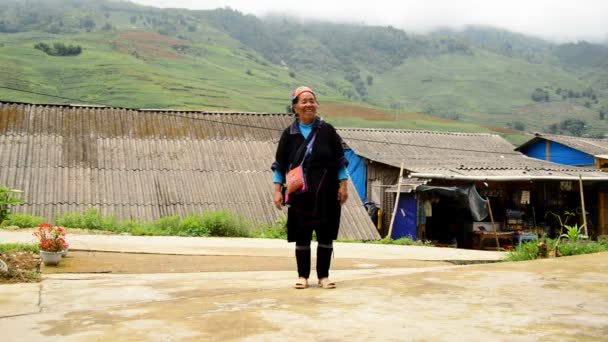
left=387, top=161, right=405, bottom=240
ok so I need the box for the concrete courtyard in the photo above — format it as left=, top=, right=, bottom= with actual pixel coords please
left=1, top=231, right=607, bottom=341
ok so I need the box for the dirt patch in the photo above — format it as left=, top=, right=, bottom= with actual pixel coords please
left=480, top=125, right=518, bottom=134
left=42, top=251, right=451, bottom=274
left=115, top=31, right=185, bottom=60
left=118, top=31, right=185, bottom=45
left=0, top=251, right=40, bottom=283
left=321, top=103, right=395, bottom=121
left=322, top=102, right=455, bottom=123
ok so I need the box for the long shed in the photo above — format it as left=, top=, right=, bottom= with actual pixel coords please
left=0, top=101, right=379, bottom=241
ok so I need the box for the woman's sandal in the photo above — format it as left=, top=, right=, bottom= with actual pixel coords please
left=293, top=277, right=308, bottom=289
left=318, top=278, right=336, bottom=289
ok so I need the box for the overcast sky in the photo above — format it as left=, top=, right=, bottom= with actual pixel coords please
left=130, top=0, right=608, bottom=43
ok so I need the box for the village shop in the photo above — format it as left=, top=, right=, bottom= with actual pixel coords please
left=339, top=128, right=608, bottom=249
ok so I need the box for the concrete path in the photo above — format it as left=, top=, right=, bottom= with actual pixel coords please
left=2, top=230, right=606, bottom=341
left=1, top=253, right=606, bottom=341
left=0, top=230, right=505, bottom=261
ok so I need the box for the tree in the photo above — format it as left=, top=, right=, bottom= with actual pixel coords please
left=34, top=42, right=81, bottom=56
left=531, top=88, right=549, bottom=102
left=560, top=119, right=587, bottom=136
left=508, top=121, right=526, bottom=131
left=545, top=123, right=558, bottom=134
left=34, top=42, right=51, bottom=54
left=80, top=17, right=95, bottom=32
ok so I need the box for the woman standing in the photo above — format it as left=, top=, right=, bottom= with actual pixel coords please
left=272, top=86, right=349, bottom=289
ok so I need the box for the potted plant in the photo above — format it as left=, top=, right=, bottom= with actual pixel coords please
left=33, top=223, right=68, bottom=266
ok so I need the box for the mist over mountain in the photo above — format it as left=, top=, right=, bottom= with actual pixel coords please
left=1, top=0, right=607, bottom=138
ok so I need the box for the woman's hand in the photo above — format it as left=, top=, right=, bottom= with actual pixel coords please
left=274, top=183, right=284, bottom=209
left=338, top=180, right=348, bottom=205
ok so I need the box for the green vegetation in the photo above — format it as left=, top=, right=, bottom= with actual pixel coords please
left=0, top=186, right=24, bottom=225
left=0, top=0, right=607, bottom=137
left=250, top=217, right=287, bottom=239
left=0, top=243, right=39, bottom=254
left=34, top=42, right=82, bottom=56
left=1, top=213, right=45, bottom=228
left=505, top=238, right=608, bottom=261
left=4, top=209, right=289, bottom=239
left=53, top=208, right=252, bottom=237
left=3, top=209, right=287, bottom=239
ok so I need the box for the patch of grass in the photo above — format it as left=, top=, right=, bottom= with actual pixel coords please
left=178, top=214, right=210, bottom=237
left=0, top=213, right=45, bottom=228
left=55, top=208, right=116, bottom=231
left=202, top=210, right=250, bottom=237
left=251, top=217, right=287, bottom=239
left=505, top=238, right=608, bottom=261
left=505, top=241, right=541, bottom=261
left=52, top=209, right=251, bottom=237
left=0, top=243, right=39, bottom=254
left=558, top=240, right=608, bottom=257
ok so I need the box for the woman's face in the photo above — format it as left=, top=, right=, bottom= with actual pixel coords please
left=294, top=92, right=318, bottom=124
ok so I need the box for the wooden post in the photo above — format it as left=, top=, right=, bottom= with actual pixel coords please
left=486, top=197, right=500, bottom=250
left=579, top=175, right=588, bottom=237
left=387, top=161, right=405, bottom=240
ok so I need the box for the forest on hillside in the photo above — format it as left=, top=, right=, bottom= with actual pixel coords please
left=1, top=0, right=607, bottom=137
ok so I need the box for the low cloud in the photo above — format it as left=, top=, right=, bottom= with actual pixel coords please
left=131, top=0, right=608, bottom=43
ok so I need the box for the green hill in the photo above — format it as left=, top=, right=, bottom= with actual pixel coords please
left=0, top=0, right=607, bottom=139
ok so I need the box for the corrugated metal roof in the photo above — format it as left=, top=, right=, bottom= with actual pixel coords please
left=516, top=133, right=608, bottom=157
left=0, top=101, right=379, bottom=240
left=338, top=128, right=608, bottom=180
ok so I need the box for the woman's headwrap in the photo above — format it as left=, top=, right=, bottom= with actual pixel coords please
left=291, top=86, right=315, bottom=104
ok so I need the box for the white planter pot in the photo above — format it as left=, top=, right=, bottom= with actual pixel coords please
left=40, top=250, right=62, bottom=266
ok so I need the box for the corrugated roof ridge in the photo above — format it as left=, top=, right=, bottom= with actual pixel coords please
left=536, top=132, right=608, bottom=142
left=337, top=127, right=498, bottom=136
left=0, top=100, right=290, bottom=115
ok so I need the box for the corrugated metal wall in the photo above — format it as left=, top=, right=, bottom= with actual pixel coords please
left=0, top=102, right=379, bottom=240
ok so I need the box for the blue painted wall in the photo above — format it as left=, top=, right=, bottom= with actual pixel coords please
left=525, top=140, right=595, bottom=166
left=344, top=148, right=367, bottom=202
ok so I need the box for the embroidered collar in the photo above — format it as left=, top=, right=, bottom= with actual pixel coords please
left=289, top=117, right=323, bottom=135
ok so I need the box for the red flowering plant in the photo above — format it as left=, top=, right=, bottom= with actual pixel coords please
left=33, top=223, right=68, bottom=252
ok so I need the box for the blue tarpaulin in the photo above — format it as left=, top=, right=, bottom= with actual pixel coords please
left=344, top=148, right=367, bottom=202
left=392, top=194, right=418, bottom=240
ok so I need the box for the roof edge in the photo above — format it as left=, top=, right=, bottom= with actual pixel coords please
left=409, top=173, right=608, bottom=181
